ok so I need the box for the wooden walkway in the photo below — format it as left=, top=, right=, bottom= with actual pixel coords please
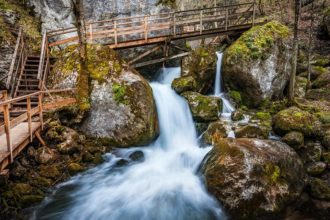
left=47, top=2, right=259, bottom=49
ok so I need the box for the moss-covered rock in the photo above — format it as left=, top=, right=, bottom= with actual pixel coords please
left=35, top=147, right=56, bottom=164
left=222, top=21, right=292, bottom=107
left=13, top=183, right=32, bottom=195
left=273, top=107, right=322, bottom=137
left=306, top=87, right=330, bottom=102
left=322, top=152, right=330, bottom=164
left=235, top=124, right=269, bottom=139
left=300, top=141, right=323, bottom=163
left=39, top=165, right=60, bottom=179
left=181, top=91, right=221, bottom=122
left=175, top=44, right=216, bottom=94
left=50, top=45, right=159, bottom=147
left=312, top=72, right=330, bottom=89
left=171, top=75, right=197, bottom=93
left=228, top=90, right=242, bottom=106
left=310, top=178, right=330, bottom=201
left=295, top=76, right=308, bottom=98
left=202, top=121, right=228, bottom=144
left=306, top=162, right=326, bottom=176
left=67, top=163, right=84, bottom=175
left=281, top=131, right=304, bottom=150
left=231, top=109, right=244, bottom=121
left=316, top=112, right=330, bottom=124
left=322, top=130, right=330, bottom=149
left=202, top=138, right=305, bottom=219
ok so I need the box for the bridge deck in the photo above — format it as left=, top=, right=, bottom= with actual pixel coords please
left=0, top=122, right=41, bottom=170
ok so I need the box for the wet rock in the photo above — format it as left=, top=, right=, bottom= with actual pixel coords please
left=222, top=21, right=292, bottom=107
left=172, top=75, right=197, bottom=93
left=322, top=130, right=330, bottom=149
left=203, top=138, right=305, bottom=219
left=202, top=121, right=227, bottom=144
left=68, top=163, right=84, bottom=175
left=21, top=195, right=44, bottom=206
left=234, top=124, right=269, bottom=139
left=273, top=107, right=322, bottom=137
left=56, top=127, right=80, bottom=154
left=310, top=178, right=330, bottom=201
left=282, top=131, right=304, bottom=150
left=30, top=176, right=53, bottom=188
left=295, top=76, right=308, bottom=98
left=82, top=151, right=94, bottom=162
left=300, top=141, right=323, bottom=163
left=93, top=152, right=104, bottom=165
left=181, top=91, right=221, bottom=122
left=231, top=110, right=244, bottom=121
left=35, top=147, right=56, bottom=164
left=129, top=151, right=145, bottom=161
left=306, top=162, right=326, bottom=176
left=195, top=122, right=209, bottom=135
left=39, top=165, right=60, bottom=179
left=13, top=183, right=32, bottom=195
left=116, top=159, right=129, bottom=167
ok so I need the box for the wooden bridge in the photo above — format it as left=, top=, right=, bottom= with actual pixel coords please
left=0, top=2, right=260, bottom=173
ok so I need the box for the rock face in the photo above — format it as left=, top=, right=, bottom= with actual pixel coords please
left=49, top=45, right=159, bottom=147
left=181, top=91, right=221, bottom=122
left=273, top=107, right=322, bottom=137
left=222, top=21, right=292, bottom=107
left=172, top=45, right=216, bottom=94
left=202, top=138, right=305, bottom=219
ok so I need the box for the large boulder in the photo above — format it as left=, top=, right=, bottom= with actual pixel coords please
left=49, top=45, right=159, bottom=147
left=202, top=138, right=305, bottom=219
left=273, top=107, right=322, bottom=137
left=312, top=71, right=330, bottom=89
left=181, top=91, right=221, bottom=122
left=306, top=88, right=330, bottom=102
left=172, top=45, right=216, bottom=94
left=222, top=21, right=292, bottom=107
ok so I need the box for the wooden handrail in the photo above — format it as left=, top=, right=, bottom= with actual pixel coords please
left=46, top=1, right=256, bottom=48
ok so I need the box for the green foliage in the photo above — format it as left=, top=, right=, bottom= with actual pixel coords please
left=0, top=0, right=41, bottom=51
left=225, top=21, right=290, bottom=62
left=229, top=90, right=242, bottom=104
left=112, top=83, right=128, bottom=105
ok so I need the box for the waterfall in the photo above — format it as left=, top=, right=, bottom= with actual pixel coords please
left=32, top=68, right=226, bottom=220
left=214, top=52, right=235, bottom=117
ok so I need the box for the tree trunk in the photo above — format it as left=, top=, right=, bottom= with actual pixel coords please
left=307, top=2, right=314, bottom=86
left=288, top=0, right=300, bottom=102
left=72, top=0, right=91, bottom=111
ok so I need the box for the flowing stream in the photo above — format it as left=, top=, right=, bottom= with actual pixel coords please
left=32, top=68, right=225, bottom=220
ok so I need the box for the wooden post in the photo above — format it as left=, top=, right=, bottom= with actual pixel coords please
left=27, top=96, right=32, bottom=141
left=38, top=93, right=44, bottom=130
left=200, top=11, right=203, bottom=34
left=252, top=2, right=255, bottom=26
left=225, top=8, right=228, bottom=30
left=3, top=103, right=12, bottom=162
left=144, top=16, right=148, bottom=41
left=6, top=27, right=22, bottom=89
left=89, top=23, right=93, bottom=43
left=114, top=21, right=118, bottom=45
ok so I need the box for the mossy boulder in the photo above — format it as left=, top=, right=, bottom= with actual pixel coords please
left=316, top=112, right=330, bottom=124
left=306, top=88, right=330, bottom=102
left=67, top=163, right=84, bottom=175
left=322, top=130, right=330, bottom=149
left=273, top=107, right=322, bottom=137
left=234, top=124, right=269, bottom=139
left=202, top=121, right=228, bottom=144
left=39, top=165, right=60, bottom=179
left=171, top=75, right=197, bottom=93
left=35, top=147, right=56, bottom=164
left=231, top=109, right=244, bottom=121
left=176, top=44, right=216, bottom=94
left=310, top=178, right=330, bottom=201
left=222, top=21, right=292, bottom=107
left=312, top=72, right=330, bottom=89
left=50, top=45, right=159, bottom=147
left=202, top=138, right=305, bottom=219
left=295, top=76, right=308, bottom=98
left=306, top=162, right=326, bottom=176
left=282, top=131, right=304, bottom=150
left=13, top=183, right=32, bottom=195
left=181, top=91, right=221, bottom=122
left=300, top=141, right=323, bottom=163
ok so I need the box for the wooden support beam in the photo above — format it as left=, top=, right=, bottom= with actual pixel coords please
left=35, top=131, right=46, bottom=147
left=27, top=96, right=32, bottom=142
left=3, top=104, right=12, bottom=162
left=128, top=46, right=162, bottom=65
left=38, top=94, right=44, bottom=130
left=132, top=52, right=190, bottom=68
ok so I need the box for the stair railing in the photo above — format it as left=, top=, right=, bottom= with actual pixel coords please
left=37, top=32, right=50, bottom=91
left=6, top=27, right=28, bottom=98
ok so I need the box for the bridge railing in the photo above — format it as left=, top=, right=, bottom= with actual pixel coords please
left=0, top=88, right=76, bottom=164
left=46, top=2, right=256, bottom=48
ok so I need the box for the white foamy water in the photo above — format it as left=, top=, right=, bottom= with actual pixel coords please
left=32, top=67, right=226, bottom=220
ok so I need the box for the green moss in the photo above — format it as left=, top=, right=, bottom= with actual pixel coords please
left=0, top=0, right=41, bottom=51
left=255, top=112, right=271, bottom=121
left=112, top=83, right=128, bottom=104
left=265, top=164, right=281, bottom=183
left=316, top=111, right=330, bottom=124
left=157, top=0, right=176, bottom=8
left=229, top=90, right=242, bottom=104
left=225, top=21, right=290, bottom=62
left=312, top=66, right=328, bottom=74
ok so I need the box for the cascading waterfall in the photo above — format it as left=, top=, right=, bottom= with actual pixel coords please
left=214, top=52, right=235, bottom=117
left=32, top=68, right=226, bottom=220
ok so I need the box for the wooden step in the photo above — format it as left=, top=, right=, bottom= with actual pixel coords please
left=21, top=74, right=38, bottom=77
left=12, top=102, right=38, bottom=106
left=18, top=85, right=39, bottom=89
left=20, top=79, right=39, bottom=83
left=16, top=90, right=39, bottom=94
left=24, top=69, right=39, bottom=72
